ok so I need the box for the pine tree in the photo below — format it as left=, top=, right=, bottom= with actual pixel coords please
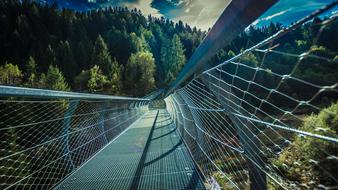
left=56, top=40, right=78, bottom=82
left=87, top=65, right=109, bottom=93
left=43, top=45, right=56, bottom=70
left=91, top=35, right=112, bottom=76
left=25, top=56, right=37, bottom=87
left=160, top=34, right=186, bottom=84
left=74, top=70, right=90, bottom=92
left=0, top=63, right=23, bottom=85
left=40, top=65, right=69, bottom=91
left=109, top=58, right=122, bottom=95
left=129, top=32, right=149, bottom=53
left=125, top=51, right=156, bottom=96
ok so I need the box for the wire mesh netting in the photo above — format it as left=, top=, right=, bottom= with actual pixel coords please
left=165, top=3, right=338, bottom=190
left=0, top=96, right=148, bottom=190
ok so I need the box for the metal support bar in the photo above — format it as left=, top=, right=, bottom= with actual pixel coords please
left=0, top=85, right=149, bottom=101
left=176, top=93, right=204, bottom=159
left=164, top=0, right=278, bottom=97
left=171, top=94, right=201, bottom=158
left=201, top=72, right=267, bottom=190
left=62, top=100, right=80, bottom=170
left=99, top=104, right=109, bottom=144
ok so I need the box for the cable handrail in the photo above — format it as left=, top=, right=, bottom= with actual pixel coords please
left=0, top=85, right=150, bottom=101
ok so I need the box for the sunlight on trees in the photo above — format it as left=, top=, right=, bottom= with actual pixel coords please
left=0, top=63, right=23, bottom=85
left=160, top=34, right=186, bottom=84
left=124, top=51, right=156, bottom=96
left=87, top=65, right=109, bottom=93
left=273, top=102, right=338, bottom=187
left=39, top=65, right=69, bottom=91
left=91, top=35, right=112, bottom=76
left=25, top=56, right=37, bottom=86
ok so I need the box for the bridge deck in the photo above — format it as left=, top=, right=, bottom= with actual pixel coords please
left=54, top=109, right=205, bottom=190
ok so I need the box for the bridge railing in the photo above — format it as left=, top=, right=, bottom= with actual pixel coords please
left=0, top=86, right=149, bottom=190
left=165, top=2, right=338, bottom=190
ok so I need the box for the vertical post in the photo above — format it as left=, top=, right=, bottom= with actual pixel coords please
left=171, top=94, right=201, bottom=158
left=132, top=101, right=138, bottom=121
left=172, top=94, right=191, bottom=139
left=168, top=95, right=184, bottom=136
left=63, top=100, right=79, bottom=170
left=118, top=103, right=125, bottom=131
left=202, top=72, right=267, bottom=190
left=175, top=93, right=204, bottom=150
left=99, top=102, right=109, bottom=144
left=169, top=97, right=181, bottom=133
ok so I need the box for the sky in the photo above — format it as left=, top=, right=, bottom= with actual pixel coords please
left=43, top=0, right=338, bottom=30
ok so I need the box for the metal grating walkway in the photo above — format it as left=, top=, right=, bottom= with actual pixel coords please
left=54, top=109, right=205, bottom=190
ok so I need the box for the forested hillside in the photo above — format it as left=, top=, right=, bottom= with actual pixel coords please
left=0, top=0, right=205, bottom=96
left=0, top=0, right=337, bottom=98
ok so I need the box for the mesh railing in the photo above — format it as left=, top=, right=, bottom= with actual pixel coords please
left=165, top=3, right=338, bottom=190
left=0, top=86, right=149, bottom=190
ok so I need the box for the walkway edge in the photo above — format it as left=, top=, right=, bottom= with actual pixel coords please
left=52, top=111, right=149, bottom=189
left=129, top=110, right=159, bottom=190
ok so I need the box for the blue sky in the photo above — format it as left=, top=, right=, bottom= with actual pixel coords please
left=43, top=0, right=338, bottom=30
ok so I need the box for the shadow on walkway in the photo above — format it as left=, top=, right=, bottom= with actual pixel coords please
left=129, top=110, right=204, bottom=190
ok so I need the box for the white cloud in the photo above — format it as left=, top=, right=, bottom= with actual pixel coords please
left=124, top=0, right=163, bottom=18
left=261, top=9, right=291, bottom=21
left=171, top=0, right=231, bottom=30
left=251, top=8, right=292, bottom=26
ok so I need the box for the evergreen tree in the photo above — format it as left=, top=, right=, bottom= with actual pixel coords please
left=75, top=39, right=92, bottom=70
left=0, top=1, right=208, bottom=90
left=109, top=58, right=122, bottom=95
left=25, top=56, right=37, bottom=87
left=74, top=70, right=90, bottom=92
left=87, top=65, right=109, bottom=93
left=129, top=32, right=149, bottom=53
left=0, top=63, right=23, bottom=85
left=43, top=45, right=56, bottom=70
left=0, top=0, right=336, bottom=96
left=91, top=35, right=112, bottom=76
left=160, top=34, right=186, bottom=84
left=125, top=51, right=156, bottom=96
left=274, top=102, right=338, bottom=186
left=56, top=40, right=78, bottom=82
left=40, top=65, right=69, bottom=91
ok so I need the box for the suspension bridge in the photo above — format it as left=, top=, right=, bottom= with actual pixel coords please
left=1, top=0, right=338, bottom=189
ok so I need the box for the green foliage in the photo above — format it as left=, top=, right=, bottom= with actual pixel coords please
left=0, top=63, right=23, bottom=85
left=227, top=50, right=236, bottom=58
left=87, top=65, right=109, bottom=93
left=160, top=34, right=186, bottom=84
left=25, top=56, right=37, bottom=86
left=39, top=65, right=70, bottom=91
left=74, top=61, right=122, bottom=95
left=295, top=40, right=308, bottom=51
left=74, top=70, right=90, bottom=91
left=0, top=0, right=206, bottom=94
left=240, top=51, right=259, bottom=67
left=293, top=45, right=337, bottom=86
left=91, top=35, right=112, bottom=76
left=124, top=51, right=156, bottom=96
left=0, top=129, right=30, bottom=186
left=129, top=32, right=149, bottom=52
left=56, top=40, right=78, bottom=81
left=25, top=56, right=36, bottom=75
left=274, top=102, right=338, bottom=186
left=0, top=0, right=337, bottom=99
left=109, top=58, right=122, bottom=94
left=43, top=45, right=57, bottom=69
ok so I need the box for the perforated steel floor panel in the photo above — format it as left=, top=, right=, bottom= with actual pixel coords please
left=54, top=110, right=205, bottom=190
